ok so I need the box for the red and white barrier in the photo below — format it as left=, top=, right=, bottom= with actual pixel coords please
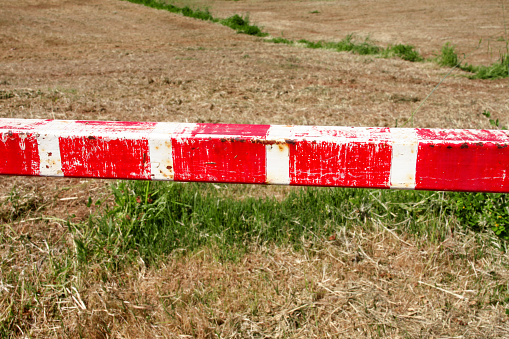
left=1, top=118, right=508, bottom=192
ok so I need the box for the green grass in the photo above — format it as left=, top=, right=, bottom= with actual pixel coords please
left=324, top=34, right=382, bottom=55
left=267, top=37, right=294, bottom=45
left=123, top=0, right=268, bottom=37
left=436, top=42, right=460, bottom=67
left=220, top=14, right=268, bottom=37
left=124, top=0, right=215, bottom=21
left=70, top=181, right=509, bottom=269
left=382, top=44, right=424, bottom=62
left=298, top=35, right=382, bottom=55
left=436, top=42, right=509, bottom=79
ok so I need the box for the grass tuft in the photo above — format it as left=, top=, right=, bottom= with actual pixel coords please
left=266, top=37, right=294, bottom=45
left=382, top=44, right=423, bottom=62
left=436, top=42, right=460, bottom=67
left=220, top=14, right=268, bottom=37
left=436, top=42, right=508, bottom=79
left=326, top=34, right=382, bottom=55
left=298, top=35, right=382, bottom=55
left=469, top=54, right=509, bottom=79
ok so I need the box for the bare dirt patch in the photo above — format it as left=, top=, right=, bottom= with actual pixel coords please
left=0, top=0, right=509, bottom=337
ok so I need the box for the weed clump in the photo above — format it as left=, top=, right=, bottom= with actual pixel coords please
left=298, top=35, right=382, bottom=55
left=437, top=42, right=460, bottom=67
left=329, top=34, right=382, bottom=55
left=470, top=54, right=509, bottom=79
left=220, top=14, right=268, bottom=37
left=382, top=44, right=423, bottom=62
left=451, top=192, right=509, bottom=240
left=436, top=42, right=508, bottom=79
left=267, top=37, right=294, bottom=45
left=124, top=0, right=215, bottom=21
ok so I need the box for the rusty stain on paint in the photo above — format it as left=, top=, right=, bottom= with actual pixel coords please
left=251, top=139, right=287, bottom=146
left=5, top=118, right=509, bottom=193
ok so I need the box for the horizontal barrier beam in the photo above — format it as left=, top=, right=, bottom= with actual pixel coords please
left=1, top=118, right=509, bottom=192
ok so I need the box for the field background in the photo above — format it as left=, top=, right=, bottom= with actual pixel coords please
left=1, top=0, right=509, bottom=337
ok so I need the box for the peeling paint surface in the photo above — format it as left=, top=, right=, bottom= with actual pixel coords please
left=266, top=125, right=291, bottom=184
left=172, top=123, right=269, bottom=183
left=0, top=131, right=40, bottom=175
left=416, top=129, right=509, bottom=192
left=266, top=126, right=392, bottom=187
left=2, top=119, right=509, bottom=193
left=390, top=128, right=418, bottom=189
left=0, top=119, right=51, bottom=176
left=148, top=122, right=179, bottom=180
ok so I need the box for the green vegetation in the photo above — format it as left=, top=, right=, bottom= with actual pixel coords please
left=220, top=14, right=268, bottom=37
left=267, top=37, right=294, bottom=45
left=436, top=42, right=509, bottom=79
left=69, top=180, right=509, bottom=269
left=436, top=42, right=460, bottom=67
left=297, top=35, right=382, bottom=55
left=123, top=0, right=268, bottom=37
left=3, top=180, right=509, bottom=336
left=124, top=0, right=215, bottom=21
left=452, top=192, right=509, bottom=241
left=470, top=55, right=509, bottom=79
left=382, top=44, right=424, bottom=62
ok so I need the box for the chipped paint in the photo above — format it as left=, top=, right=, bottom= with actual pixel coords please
left=390, top=128, right=418, bottom=189
left=2, top=118, right=509, bottom=193
left=415, top=129, right=509, bottom=192
left=37, top=120, right=73, bottom=176
left=265, top=125, right=291, bottom=184
left=148, top=122, right=179, bottom=180
left=172, top=123, right=268, bottom=184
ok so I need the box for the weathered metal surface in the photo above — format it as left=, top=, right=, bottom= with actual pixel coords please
left=1, top=118, right=509, bottom=192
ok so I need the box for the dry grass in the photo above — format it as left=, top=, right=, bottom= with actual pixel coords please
left=3, top=216, right=509, bottom=337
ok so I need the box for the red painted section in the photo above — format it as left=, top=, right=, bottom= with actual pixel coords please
left=416, top=129, right=509, bottom=192
left=289, top=140, right=392, bottom=187
left=59, top=136, right=151, bottom=179
left=0, top=132, right=40, bottom=176
left=173, top=124, right=270, bottom=183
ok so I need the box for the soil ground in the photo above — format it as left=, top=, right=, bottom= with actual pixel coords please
left=1, top=0, right=509, bottom=337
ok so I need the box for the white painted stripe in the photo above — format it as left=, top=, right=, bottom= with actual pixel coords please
left=265, top=125, right=291, bottom=185
left=36, top=120, right=73, bottom=177
left=390, top=128, right=418, bottom=189
left=148, top=122, right=179, bottom=180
